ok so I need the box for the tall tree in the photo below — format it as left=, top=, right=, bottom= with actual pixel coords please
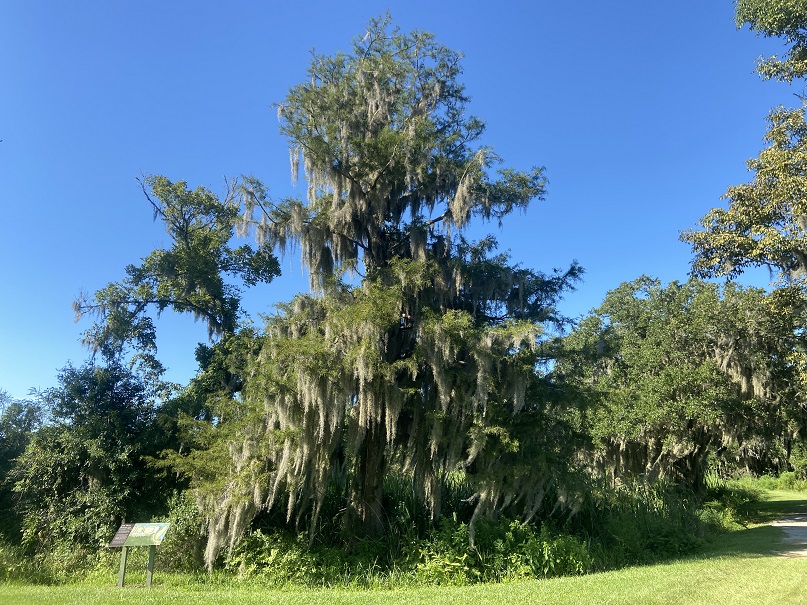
left=71, top=176, right=279, bottom=559
left=195, top=15, right=581, bottom=565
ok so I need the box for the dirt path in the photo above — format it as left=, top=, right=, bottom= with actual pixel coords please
left=771, top=513, right=807, bottom=557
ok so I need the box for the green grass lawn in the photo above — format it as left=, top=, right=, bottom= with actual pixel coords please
left=3, top=491, right=805, bottom=605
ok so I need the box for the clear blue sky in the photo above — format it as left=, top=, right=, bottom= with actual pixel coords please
left=0, top=1, right=794, bottom=400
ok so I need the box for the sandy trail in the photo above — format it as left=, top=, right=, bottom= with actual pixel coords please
left=771, top=513, right=807, bottom=557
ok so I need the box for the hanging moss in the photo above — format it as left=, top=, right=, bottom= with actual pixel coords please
left=198, top=16, right=581, bottom=568
left=560, top=277, right=807, bottom=490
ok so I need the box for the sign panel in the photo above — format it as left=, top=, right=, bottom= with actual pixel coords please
left=109, top=523, right=135, bottom=548
left=123, top=523, right=170, bottom=547
left=110, top=522, right=170, bottom=588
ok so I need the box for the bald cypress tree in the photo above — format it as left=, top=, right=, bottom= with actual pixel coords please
left=196, top=16, right=582, bottom=565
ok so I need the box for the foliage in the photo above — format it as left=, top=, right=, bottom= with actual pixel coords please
left=684, top=1, right=807, bottom=288
left=225, top=530, right=338, bottom=586
left=156, top=492, right=207, bottom=572
left=413, top=518, right=592, bottom=585
left=0, top=392, right=41, bottom=541
left=0, top=537, right=50, bottom=584
left=70, top=174, right=281, bottom=569
left=786, top=439, right=807, bottom=478
left=220, top=516, right=593, bottom=588
left=2, top=467, right=763, bottom=588
left=683, top=107, right=807, bottom=284
left=740, top=471, right=807, bottom=492
left=568, top=480, right=707, bottom=568
left=736, top=0, right=807, bottom=82
left=697, top=474, right=765, bottom=531
left=681, top=9, right=807, bottom=473
left=74, top=175, right=279, bottom=374
left=559, top=277, right=807, bottom=488
left=193, top=475, right=717, bottom=587
left=11, top=363, right=172, bottom=554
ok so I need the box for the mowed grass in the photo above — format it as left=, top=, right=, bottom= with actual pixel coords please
left=2, top=491, right=805, bottom=605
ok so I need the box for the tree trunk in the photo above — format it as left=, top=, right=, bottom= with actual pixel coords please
left=345, top=421, right=387, bottom=540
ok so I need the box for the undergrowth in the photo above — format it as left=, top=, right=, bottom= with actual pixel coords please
left=1, top=476, right=783, bottom=588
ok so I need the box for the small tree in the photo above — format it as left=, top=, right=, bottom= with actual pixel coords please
left=12, top=363, right=169, bottom=552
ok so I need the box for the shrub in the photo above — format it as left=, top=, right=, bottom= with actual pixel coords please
left=225, top=529, right=335, bottom=586
left=156, top=491, right=206, bottom=572
left=412, top=516, right=593, bottom=585
left=0, top=538, right=49, bottom=583
left=573, top=480, right=705, bottom=567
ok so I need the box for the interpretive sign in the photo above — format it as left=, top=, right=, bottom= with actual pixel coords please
left=109, top=522, right=170, bottom=588
left=109, top=523, right=169, bottom=548
left=123, top=523, right=170, bottom=546
left=109, top=523, right=135, bottom=548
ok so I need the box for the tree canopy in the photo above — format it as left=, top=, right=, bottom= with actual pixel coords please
left=559, top=278, right=807, bottom=488
left=75, top=175, right=280, bottom=375
left=179, top=15, right=582, bottom=566
left=683, top=107, right=807, bottom=283
left=736, top=0, right=807, bottom=82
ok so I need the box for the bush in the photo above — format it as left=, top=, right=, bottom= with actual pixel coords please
left=0, top=538, right=49, bottom=583
left=788, top=442, right=807, bottom=479
left=573, top=480, right=706, bottom=567
left=412, top=517, right=592, bottom=585
left=698, top=474, right=762, bottom=531
left=724, top=472, right=807, bottom=493
left=220, top=514, right=595, bottom=588
left=773, top=471, right=807, bottom=491
left=226, top=530, right=396, bottom=587
left=156, top=491, right=206, bottom=572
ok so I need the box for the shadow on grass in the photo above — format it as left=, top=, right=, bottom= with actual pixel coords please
left=694, top=492, right=807, bottom=560
left=741, top=496, right=807, bottom=524
left=699, top=524, right=783, bottom=558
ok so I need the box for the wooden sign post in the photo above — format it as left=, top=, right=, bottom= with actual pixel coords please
left=109, top=522, right=170, bottom=587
